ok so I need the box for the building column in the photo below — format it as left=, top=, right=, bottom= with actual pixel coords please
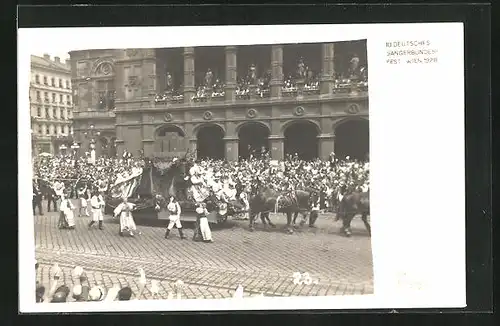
left=225, top=46, right=237, bottom=102
left=142, top=139, right=154, bottom=157
left=224, top=137, right=239, bottom=162
left=268, top=135, right=284, bottom=160
left=318, top=133, right=335, bottom=160
left=270, top=45, right=283, bottom=98
left=189, top=138, right=197, bottom=159
left=320, top=43, right=335, bottom=95
left=183, top=47, right=196, bottom=103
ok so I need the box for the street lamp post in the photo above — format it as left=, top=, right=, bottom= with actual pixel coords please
left=59, top=144, right=67, bottom=156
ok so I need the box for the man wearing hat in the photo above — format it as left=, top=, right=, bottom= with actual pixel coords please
left=165, top=196, right=186, bottom=239
left=51, top=285, right=70, bottom=303
left=32, top=178, right=44, bottom=216
left=89, top=286, right=105, bottom=301
left=308, top=190, right=321, bottom=228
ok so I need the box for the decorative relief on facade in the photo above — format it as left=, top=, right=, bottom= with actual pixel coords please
left=125, top=49, right=139, bottom=57
left=294, top=106, right=305, bottom=116
left=346, top=103, right=360, bottom=114
left=143, top=49, right=155, bottom=58
left=246, top=109, right=257, bottom=119
left=91, top=59, right=115, bottom=76
left=203, top=111, right=213, bottom=121
left=164, top=113, right=173, bottom=122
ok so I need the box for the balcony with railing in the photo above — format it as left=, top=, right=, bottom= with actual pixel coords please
left=73, top=110, right=116, bottom=120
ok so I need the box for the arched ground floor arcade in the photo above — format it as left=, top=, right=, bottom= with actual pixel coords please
left=115, top=116, right=369, bottom=162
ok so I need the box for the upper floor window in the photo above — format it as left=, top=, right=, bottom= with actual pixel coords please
left=45, top=108, right=50, bottom=118
left=52, top=108, right=57, bottom=119
left=51, top=93, right=56, bottom=102
left=51, top=78, right=55, bottom=87
left=67, top=95, right=71, bottom=105
left=65, top=80, right=70, bottom=89
left=59, top=94, right=63, bottom=103
left=60, top=109, right=65, bottom=120
left=35, top=75, right=40, bottom=84
left=59, top=79, right=63, bottom=88
left=37, top=125, right=41, bottom=134
left=43, top=76, right=48, bottom=85
left=36, top=91, right=41, bottom=100
left=36, top=107, right=41, bottom=117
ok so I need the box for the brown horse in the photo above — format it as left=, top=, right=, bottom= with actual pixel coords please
left=336, top=191, right=370, bottom=237
left=248, top=184, right=312, bottom=234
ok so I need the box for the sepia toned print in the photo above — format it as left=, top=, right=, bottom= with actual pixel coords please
left=31, top=40, right=372, bottom=303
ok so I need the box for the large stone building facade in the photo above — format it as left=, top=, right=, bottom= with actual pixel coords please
left=70, top=42, right=369, bottom=161
left=30, top=54, right=74, bottom=155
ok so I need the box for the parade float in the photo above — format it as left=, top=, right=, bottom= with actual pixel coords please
left=105, top=156, right=244, bottom=225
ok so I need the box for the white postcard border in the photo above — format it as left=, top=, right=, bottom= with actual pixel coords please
left=18, top=23, right=466, bottom=312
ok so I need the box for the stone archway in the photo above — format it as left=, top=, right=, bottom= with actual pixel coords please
left=237, top=122, right=270, bottom=160
left=109, top=137, right=117, bottom=157
left=196, top=124, right=225, bottom=160
left=334, top=118, right=369, bottom=161
left=155, top=125, right=187, bottom=155
left=284, top=120, right=319, bottom=160
left=97, top=136, right=109, bottom=157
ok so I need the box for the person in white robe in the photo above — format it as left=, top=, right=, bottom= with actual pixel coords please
left=223, top=178, right=237, bottom=201
left=58, top=194, right=75, bottom=229
left=77, top=185, right=89, bottom=217
left=195, top=203, right=213, bottom=243
left=88, top=191, right=105, bottom=230
left=239, top=189, right=250, bottom=220
left=113, top=196, right=137, bottom=237
left=164, top=196, right=186, bottom=239
left=53, top=181, right=65, bottom=197
left=188, top=163, right=208, bottom=202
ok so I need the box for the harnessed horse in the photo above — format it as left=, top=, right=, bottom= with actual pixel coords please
left=336, top=191, right=370, bottom=237
left=248, top=181, right=314, bottom=234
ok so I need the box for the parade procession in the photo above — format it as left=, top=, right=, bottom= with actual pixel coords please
left=32, top=150, right=370, bottom=240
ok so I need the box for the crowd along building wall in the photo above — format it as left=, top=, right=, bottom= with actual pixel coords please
left=70, top=43, right=369, bottom=161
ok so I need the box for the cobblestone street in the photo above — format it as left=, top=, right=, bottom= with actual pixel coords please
left=34, top=201, right=373, bottom=299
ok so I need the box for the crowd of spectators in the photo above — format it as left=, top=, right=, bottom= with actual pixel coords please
left=154, top=55, right=368, bottom=103
left=35, top=262, right=260, bottom=302
left=33, top=154, right=146, bottom=192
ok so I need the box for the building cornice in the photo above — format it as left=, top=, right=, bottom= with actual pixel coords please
left=31, top=63, right=71, bottom=75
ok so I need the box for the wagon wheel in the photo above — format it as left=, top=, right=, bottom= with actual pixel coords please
left=217, top=214, right=228, bottom=224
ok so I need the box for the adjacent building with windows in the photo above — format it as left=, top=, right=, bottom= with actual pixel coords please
left=70, top=41, right=369, bottom=161
left=30, top=54, right=74, bottom=155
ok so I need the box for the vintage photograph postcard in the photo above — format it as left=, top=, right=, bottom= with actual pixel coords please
left=18, top=23, right=465, bottom=312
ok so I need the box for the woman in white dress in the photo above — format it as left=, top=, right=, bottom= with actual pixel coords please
left=195, top=203, right=213, bottom=243
left=59, top=194, right=75, bottom=230
left=113, top=196, right=137, bottom=237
